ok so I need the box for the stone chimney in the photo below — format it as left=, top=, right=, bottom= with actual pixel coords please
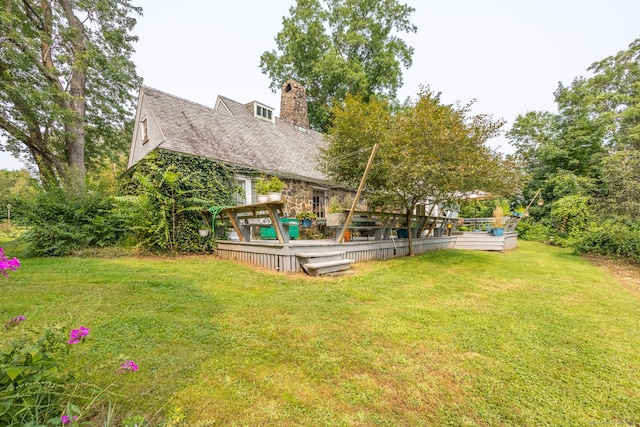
left=279, top=80, right=309, bottom=129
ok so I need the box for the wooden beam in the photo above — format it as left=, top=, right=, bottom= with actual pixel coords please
left=265, top=204, right=286, bottom=244
left=337, top=144, right=379, bottom=243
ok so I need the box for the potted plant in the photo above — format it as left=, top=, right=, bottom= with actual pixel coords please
left=326, top=196, right=346, bottom=227
left=513, top=205, right=525, bottom=217
left=198, top=212, right=211, bottom=237
left=295, top=211, right=317, bottom=227
left=266, top=176, right=285, bottom=202
left=255, top=176, right=286, bottom=203
left=255, top=176, right=270, bottom=203
left=492, top=206, right=505, bottom=236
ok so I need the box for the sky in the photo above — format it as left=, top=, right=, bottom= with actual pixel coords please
left=1, top=0, right=639, bottom=170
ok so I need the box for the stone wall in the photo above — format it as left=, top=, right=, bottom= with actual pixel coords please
left=281, top=178, right=362, bottom=218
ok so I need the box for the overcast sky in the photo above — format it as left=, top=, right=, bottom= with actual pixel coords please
left=1, top=0, right=639, bottom=170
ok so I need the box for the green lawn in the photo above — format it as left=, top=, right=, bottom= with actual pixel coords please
left=1, top=241, right=639, bottom=426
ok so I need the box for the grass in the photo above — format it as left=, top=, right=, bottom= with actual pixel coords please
left=1, top=240, right=639, bottom=426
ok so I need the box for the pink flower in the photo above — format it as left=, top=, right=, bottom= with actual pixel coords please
left=5, top=315, right=25, bottom=329
left=120, top=360, right=139, bottom=372
left=68, top=326, right=89, bottom=344
left=0, top=247, right=20, bottom=277
left=61, top=415, right=77, bottom=424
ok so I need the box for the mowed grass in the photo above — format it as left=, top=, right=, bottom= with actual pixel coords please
left=1, top=241, right=639, bottom=426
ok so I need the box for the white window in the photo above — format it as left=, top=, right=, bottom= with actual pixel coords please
left=235, top=176, right=252, bottom=205
left=141, top=116, right=149, bottom=143
left=254, top=103, right=274, bottom=122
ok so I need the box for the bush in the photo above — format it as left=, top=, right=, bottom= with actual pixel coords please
left=573, top=221, right=640, bottom=263
left=25, top=189, right=127, bottom=256
left=550, top=194, right=592, bottom=237
left=0, top=327, right=77, bottom=425
left=516, top=221, right=553, bottom=243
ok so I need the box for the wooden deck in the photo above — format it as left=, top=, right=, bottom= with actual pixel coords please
left=215, top=232, right=517, bottom=273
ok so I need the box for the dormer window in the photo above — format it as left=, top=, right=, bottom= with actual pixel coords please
left=254, top=102, right=275, bottom=123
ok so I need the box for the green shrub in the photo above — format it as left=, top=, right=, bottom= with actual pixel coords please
left=25, top=189, right=127, bottom=256
left=550, top=194, right=591, bottom=237
left=573, top=221, right=640, bottom=263
left=516, top=221, right=552, bottom=243
left=0, top=327, right=77, bottom=426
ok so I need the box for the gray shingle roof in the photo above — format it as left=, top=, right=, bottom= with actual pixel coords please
left=141, top=86, right=329, bottom=183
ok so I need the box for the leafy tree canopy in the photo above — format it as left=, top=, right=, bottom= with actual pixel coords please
left=260, top=0, right=416, bottom=131
left=507, top=36, right=640, bottom=218
left=321, top=88, right=520, bottom=253
left=0, top=0, right=141, bottom=189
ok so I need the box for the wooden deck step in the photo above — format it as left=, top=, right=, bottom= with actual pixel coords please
left=302, top=259, right=354, bottom=276
left=295, top=251, right=346, bottom=265
left=296, top=251, right=353, bottom=276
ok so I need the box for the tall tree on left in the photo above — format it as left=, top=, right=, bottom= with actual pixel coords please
left=0, top=0, right=141, bottom=189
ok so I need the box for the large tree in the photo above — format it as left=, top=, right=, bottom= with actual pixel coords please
left=507, top=37, right=640, bottom=218
left=0, top=0, right=141, bottom=189
left=322, top=89, right=518, bottom=255
left=260, top=0, right=416, bottom=131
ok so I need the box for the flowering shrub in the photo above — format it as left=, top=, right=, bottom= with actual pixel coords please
left=0, top=327, right=72, bottom=426
left=0, top=247, right=20, bottom=277
left=0, top=324, right=140, bottom=425
left=0, top=258, right=142, bottom=425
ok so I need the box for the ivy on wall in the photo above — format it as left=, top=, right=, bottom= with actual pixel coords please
left=119, top=151, right=238, bottom=253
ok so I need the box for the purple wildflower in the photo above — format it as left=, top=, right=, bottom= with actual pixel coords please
left=5, top=315, right=26, bottom=329
left=120, top=360, right=139, bottom=372
left=0, top=247, right=20, bottom=277
left=67, top=326, right=89, bottom=344
left=61, top=414, right=78, bottom=424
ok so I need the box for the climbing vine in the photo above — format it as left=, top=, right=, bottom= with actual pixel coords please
left=119, top=151, right=238, bottom=253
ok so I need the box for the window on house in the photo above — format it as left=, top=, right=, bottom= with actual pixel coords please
left=255, top=104, right=273, bottom=121
left=312, top=190, right=326, bottom=219
left=234, top=176, right=252, bottom=205
left=141, top=116, right=149, bottom=143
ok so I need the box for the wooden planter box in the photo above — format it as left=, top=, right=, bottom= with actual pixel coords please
left=326, top=212, right=345, bottom=227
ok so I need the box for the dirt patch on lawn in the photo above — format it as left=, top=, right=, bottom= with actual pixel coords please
left=584, top=255, right=640, bottom=296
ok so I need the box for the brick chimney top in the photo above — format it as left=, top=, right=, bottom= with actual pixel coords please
left=279, top=80, right=309, bottom=129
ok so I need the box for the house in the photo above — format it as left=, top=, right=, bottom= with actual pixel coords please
left=127, top=80, right=350, bottom=219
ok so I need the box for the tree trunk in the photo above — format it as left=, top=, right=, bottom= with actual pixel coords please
left=64, top=72, right=87, bottom=189
left=405, top=210, right=414, bottom=256
left=58, top=0, right=87, bottom=189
